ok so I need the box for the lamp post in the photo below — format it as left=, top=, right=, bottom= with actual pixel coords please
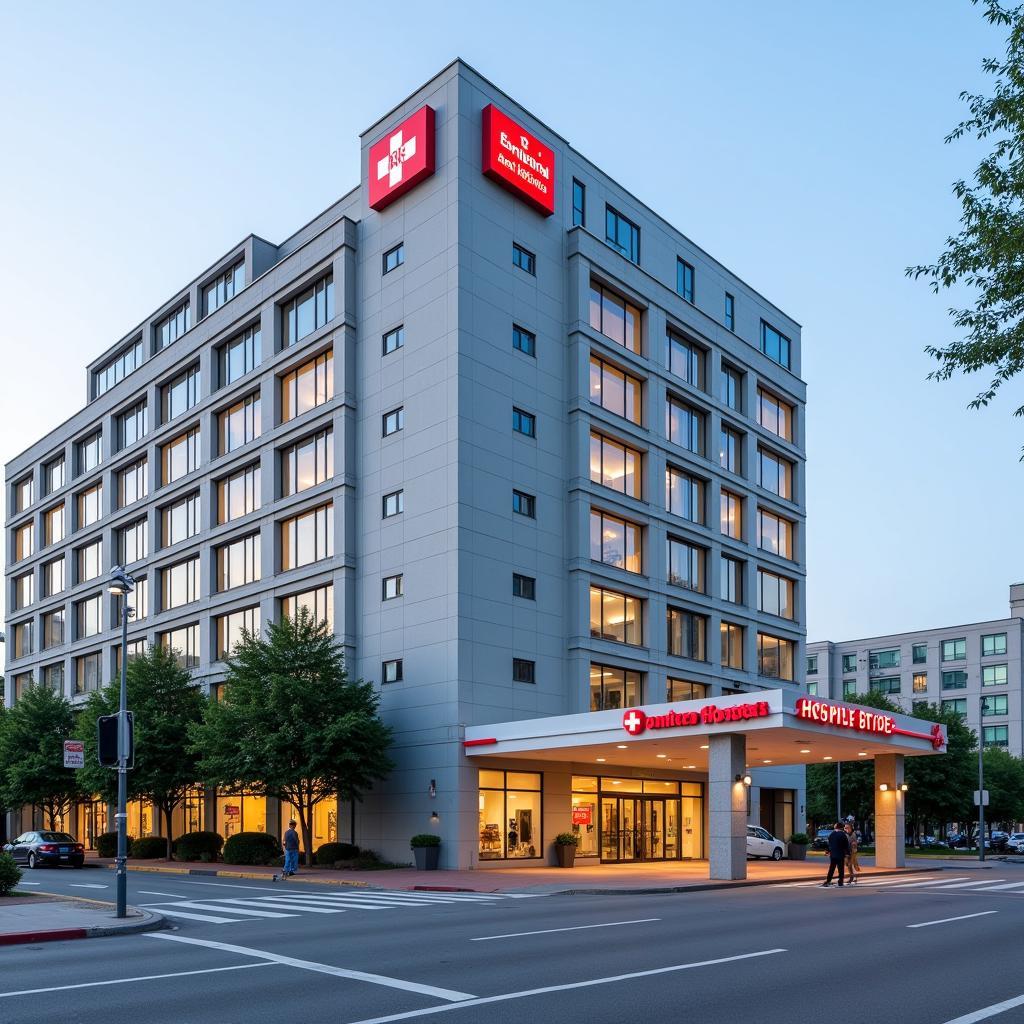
left=978, top=693, right=986, bottom=864
left=108, top=566, right=135, bottom=919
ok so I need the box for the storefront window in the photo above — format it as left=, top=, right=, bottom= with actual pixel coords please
left=282, top=798, right=339, bottom=852
left=571, top=776, right=599, bottom=856
left=127, top=799, right=157, bottom=838
left=216, top=793, right=267, bottom=839
left=597, top=777, right=703, bottom=862
left=478, top=769, right=542, bottom=860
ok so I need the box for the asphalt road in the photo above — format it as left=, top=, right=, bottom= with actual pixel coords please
left=6, top=863, right=1024, bottom=1024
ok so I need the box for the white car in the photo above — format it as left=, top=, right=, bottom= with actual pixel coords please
left=1007, top=832, right=1024, bottom=853
left=747, top=825, right=786, bottom=860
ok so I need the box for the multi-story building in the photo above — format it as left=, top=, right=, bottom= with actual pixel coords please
left=4, top=60, right=808, bottom=868
left=807, top=583, right=1024, bottom=755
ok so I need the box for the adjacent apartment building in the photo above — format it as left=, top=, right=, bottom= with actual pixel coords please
left=807, top=583, right=1024, bottom=755
left=4, top=60, right=807, bottom=867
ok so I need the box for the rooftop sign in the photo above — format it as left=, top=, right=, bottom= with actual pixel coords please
left=481, top=104, right=555, bottom=216
left=368, top=105, right=436, bottom=212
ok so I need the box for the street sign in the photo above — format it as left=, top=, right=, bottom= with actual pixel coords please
left=63, top=739, right=84, bottom=769
left=974, top=789, right=990, bottom=806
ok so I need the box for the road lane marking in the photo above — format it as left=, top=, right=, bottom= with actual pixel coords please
left=883, top=877, right=971, bottom=888
left=341, top=948, right=788, bottom=1024
left=16, top=881, right=40, bottom=886
left=146, top=901, right=296, bottom=919
left=138, top=890, right=184, bottom=898
left=70, top=883, right=108, bottom=889
left=214, top=898, right=346, bottom=914
left=146, top=933, right=475, bottom=1002
left=940, top=991, right=1024, bottom=1023
left=907, top=910, right=998, bottom=929
left=928, top=879, right=1006, bottom=889
left=153, top=908, right=241, bottom=924
left=974, top=882, right=1024, bottom=891
left=0, top=962, right=272, bottom=999
left=471, top=919, right=661, bottom=941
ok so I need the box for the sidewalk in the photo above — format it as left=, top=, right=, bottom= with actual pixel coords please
left=0, top=894, right=164, bottom=946
left=87, top=854, right=932, bottom=895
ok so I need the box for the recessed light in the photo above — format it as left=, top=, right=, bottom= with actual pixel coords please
left=823, top=756, right=833, bottom=761
left=611, top=780, right=621, bottom=785
left=656, top=753, right=668, bottom=759
left=700, top=744, right=709, bottom=750
left=686, top=764, right=697, bottom=769
left=617, top=744, right=628, bottom=749
left=800, top=748, right=811, bottom=754
left=596, top=758, right=606, bottom=763
left=763, top=759, right=772, bottom=764
left=857, top=752, right=868, bottom=757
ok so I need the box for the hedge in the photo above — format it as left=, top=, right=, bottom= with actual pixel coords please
left=131, top=836, right=168, bottom=859
left=314, top=842, right=360, bottom=865
left=173, top=831, right=224, bottom=862
left=222, top=831, right=281, bottom=865
left=0, top=853, right=22, bottom=896
left=96, top=831, right=134, bottom=858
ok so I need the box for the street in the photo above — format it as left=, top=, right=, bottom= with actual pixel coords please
left=5, top=865, right=1024, bottom=1023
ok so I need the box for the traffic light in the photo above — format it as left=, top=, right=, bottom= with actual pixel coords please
left=97, top=712, right=134, bottom=768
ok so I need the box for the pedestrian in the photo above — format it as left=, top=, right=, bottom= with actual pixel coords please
left=821, top=822, right=850, bottom=888
left=845, top=822, right=860, bottom=885
left=282, top=819, right=300, bottom=879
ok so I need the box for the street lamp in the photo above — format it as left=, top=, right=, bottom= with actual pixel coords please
left=978, top=692, right=986, bottom=864
left=108, top=566, right=135, bottom=919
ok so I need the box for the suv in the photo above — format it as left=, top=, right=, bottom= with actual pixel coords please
left=810, top=828, right=832, bottom=851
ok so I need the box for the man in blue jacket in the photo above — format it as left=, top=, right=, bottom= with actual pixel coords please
left=821, top=823, right=850, bottom=887
left=282, top=819, right=300, bottom=878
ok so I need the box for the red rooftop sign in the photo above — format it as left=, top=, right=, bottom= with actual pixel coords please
left=368, top=105, right=436, bottom=212
left=481, top=104, right=555, bottom=216
left=623, top=702, right=771, bottom=737
left=795, top=697, right=894, bottom=736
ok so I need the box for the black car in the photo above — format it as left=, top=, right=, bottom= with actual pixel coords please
left=3, top=831, right=85, bottom=868
left=810, top=828, right=832, bottom=851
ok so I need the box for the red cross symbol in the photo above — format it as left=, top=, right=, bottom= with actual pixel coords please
left=930, top=723, right=945, bottom=750
left=622, top=709, right=646, bottom=736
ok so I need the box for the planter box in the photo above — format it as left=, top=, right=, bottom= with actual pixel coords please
left=413, top=846, right=440, bottom=870
left=555, top=844, right=576, bottom=868
left=788, top=843, right=808, bottom=861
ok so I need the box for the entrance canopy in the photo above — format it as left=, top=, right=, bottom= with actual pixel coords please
left=463, top=690, right=946, bottom=770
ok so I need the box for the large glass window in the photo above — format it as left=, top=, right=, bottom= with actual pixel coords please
left=281, top=584, right=334, bottom=631
left=478, top=769, right=542, bottom=860
left=42, top=663, right=64, bottom=693
left=668, top=607, right=708, bottom=661
left=42, top=609, right=64, bottom=649
left=590, top=355, right=642, bottom=424
left=605, top=206, right=640, bottom=263
left=162, top=492, right=200, bottom=547
left=218, top=393, right=261, bottom=455
left=913, top=672, right=928, bottom=693
left=13, top=571, right=34, bottom=610
left=719, top=425, right=741, bottom=473
left=760, top=320, right=791, bottom=369
left=76, top=538, right=103, bottom=583
left=942, top=670, right=968, bottom=690
left=982, top=664, right=1008, bottom=687
left=75, top=652, right=103, bottom=694
left=282, top=275, right=334, bottom=347
left=12, top=619, right=33, bottom=658
left=757, top=508, right=793, bottom=559
left=77, top=483, right=103, bottom=529
left=161, top=427, right=200, bottom=484
left=721, top=621, right=744, bottom=669
left=668, top=678, right=709, bottom=701
left=75, top=594, right=102, bottom=639
left=162, top=557, right=200, bottom=610
left=982, top=633, right=1007, bottom=657
left=45, top=503, right=66, bottom=545
left=159, top=624, right=200, bottom=669
left=871, top=676, right=901, bottom=695
left=758, top=447, right=793, bottom=499
left=203, top=260, right=245, bottom=317
left=156, top=300, right=191, bottom=350
left=215, top=606, right=259, bottom=660
left=676, top=259, right=694, bottom=303
left=118, top=400, right=148, bottom=450
left=758, top=568, right=794, bottom=619
left=282, top=429, right=333, bottom=497
left=912, top=643, right=928, bottom=664
left=94, top=337, right=144, bottom=397
left=983, top=725, right=1009, bottom=749
left=117, top=458, right=148, bottom=509
left=721, top=490, right=742, bottom=540
left=217, top=464, right=261, bottom=524
left=77, top=431, right=102, bottom=474
left=664, top=333, right=704, bottom=390
left=721, top=555, right=743, bottom=604
left=13, top=476, right=32, bottom=513
left=983, top=694, right=1009, bottom=717
left=590, top=510, right=642, bottom=573
left=45, top=455, right=65, bottom=495
left=666, top=467, right=704, bottom=525
left=281, top=351, right=333, bottom=421
left=942, top=638, right=967, bottom=662
left=757, top=389, right=794, bottom=441
left=216, top=534, right=261, bottom=592
left=14, top=521, right=34, bottom=562
left=667, top=537, right=705, bottom=593
left=590, top=585, right=642, bottom=645
left=113, top=518, right=144, bottom=567
left=115, top=575, right=148, bottom=622
left=280, top=503, right=334, bottom=570
left=869, top=649, right=901, bottom=670
left=218, top=326, right=261, bottom=387
left=758, top=633, right=795, bottom=680
left=589, top=281, right=641, bottom=353
left=161, top=365, right=200, bottom=423
left=719, top=365, right=741, bottom=411
left=666, top=397, right=704, bottom=454
left=590, top=432, right=641, bottom=499
left=842, top=653, right=858, bottom=674
left=589, top=664, right=643, bottom=711
left=44, top=557, right=65, bottom=597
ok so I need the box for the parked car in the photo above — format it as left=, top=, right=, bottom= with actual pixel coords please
left=1007, top=832, right=1024, bottom=853
left=2, top=831, right=85, bottom=868
left=918, top=835, right=948, bottom=849
left=746, top=825, right=786, bottom=860
left=810, top=828, right=832, bottom=851
left=990, top=831, right=1010, bottom=852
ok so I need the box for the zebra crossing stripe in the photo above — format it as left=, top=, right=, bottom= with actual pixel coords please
left=165, top=900, right=297, bottom=918
left=883, top=877, right=972, bottom=888
left=972, top=881, right=1024, bottom=891
left=929, top=879, right=1007, bottom=889
left=211, top=898, right=346, bottom=914
left=157, top=908, right=241, bottom=924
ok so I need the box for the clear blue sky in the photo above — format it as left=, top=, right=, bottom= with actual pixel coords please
left=1, top=1, right=1019, bottom=645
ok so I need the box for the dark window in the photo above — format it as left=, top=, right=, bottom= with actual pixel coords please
left=842, top=653, right=857, bottom=674
left=383, top=326, right=404, bottom=355
left=760, top=320, right=791, bottom=369
left=512, top=408, right=536, bottom=438
left=606, top=205, right=640, bottom=263
left=513, top=573, right=536, bottom=600
left=590, top=663, right=644, bottom=711
left=513, top=658, right=536, bottom=684
left=382, top=490, right=404, bottom=518
left=383, top=244, right=404, bottom=274
left=677, top=259, right=695, bottom=303
left=512, top=243, right=536, bottom=275
left=912, top=643, right=928, bottom=664
left=512, top=490, right=536, bottom=518
left=724, top=293, right=735, bottom=331
left=382, top=574, right=403, bottom=600
left=572, top=179, right=586, bottom=226
left=382, top=659, right=403, bottom=684
left=807, top=654, right=818, bottom=675
left=667, top=607, right=708, bottom=661
left=383, top=408, right=404, bottom=436
left=513, top=325, right=536, bottom=356
left=870, top=676, right=901, bottom=695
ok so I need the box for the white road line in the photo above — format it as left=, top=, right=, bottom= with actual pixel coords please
left=138, top=890, right=185, bottom=898
left=155, top=901, right=296, bottom=919
left=974, top=881, right=1024, bottom=891
left=341, top=948, right=788, bottom=1024
left=907, top=910, right=998, bottom=929
left=0, top=963, right=273, bottom=1000
left=69, top=883, right=108, bottom=889
left=16, top=881, right=40, bottom=886
left=154, top=908, right=241, bottom=924
left=214, top=898, right=346, bottom=914
left=941, top=992, right=1024, bottom=1023
left=471, top=918, right=661, bottom=942
left=252, top=896, right=402, bottom=909
left=928, top=879, right=1006, bottom=890
left=851, top=876, right=945, bottom=887
left=146, top=933, right=475, bottom=1002
left=267, top=894, right=451, bottom=908
left=885, top=876, right=971, bottom=888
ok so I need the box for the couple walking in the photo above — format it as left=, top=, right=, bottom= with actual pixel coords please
left=821, top=821, right=860, bottom=887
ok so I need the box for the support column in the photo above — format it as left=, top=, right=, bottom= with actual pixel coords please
left=874, top=754, right=905, bottom=868
left=709, top=733, right=747, bottom=879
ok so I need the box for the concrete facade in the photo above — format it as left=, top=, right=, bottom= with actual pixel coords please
left=4, top=61, right=808, bottom=868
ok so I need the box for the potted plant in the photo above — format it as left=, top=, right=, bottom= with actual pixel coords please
left=410, top=834, right=441, bottom=870
left=788, top=832, right=810, bottom=861
left=554, top=832, right=578, bottom=868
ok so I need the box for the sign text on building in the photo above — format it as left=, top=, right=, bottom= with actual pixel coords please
left=368, top=105, right=436, bottom=212
left=794, top=697, right=894, bottom=736
left=481, top=104, right=555, bottom=216
left=572, top=806, right=592, bottom=826
left=623, top=702, right=771, bottom=737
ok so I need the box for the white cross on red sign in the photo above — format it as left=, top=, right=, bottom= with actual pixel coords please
left=368, top=105, right=436, bottom=212
left=622, top=710, right=646, bottom=735
left=377, top=130, right=417, bottom=188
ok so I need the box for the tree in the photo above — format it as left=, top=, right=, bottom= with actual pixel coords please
left=979, top=746, right=1024, bottom=825
left=75, top=646, right=207, bottom=859
left=907, top=1, right=1024, bottom=454
left=0, top=684, right=80, bottom=829
left=190, top=610, right=394, bottom=865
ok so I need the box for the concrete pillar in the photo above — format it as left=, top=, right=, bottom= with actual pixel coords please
left=709, top=733, right=747, bottom=879
left=875, top=754, right=905, bottom=868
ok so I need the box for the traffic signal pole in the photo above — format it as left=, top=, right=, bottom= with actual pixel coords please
left=116, top=597, right=129, bottom=918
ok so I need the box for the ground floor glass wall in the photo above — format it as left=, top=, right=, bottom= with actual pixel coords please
left=216, top=793, right=266, bottom=838
left=479, top=770, right=542, bottom=860
left=282, top=799, right=339, bottom=851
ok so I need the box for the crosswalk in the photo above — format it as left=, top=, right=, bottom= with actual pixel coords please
left=783, top=873, right=1024, bottom=896
left=141, top=887, right=541, bottom=926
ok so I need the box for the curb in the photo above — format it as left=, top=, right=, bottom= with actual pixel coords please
left=99, top=862, right=371, bottom=887
left=0, top=906, right=165, bottom=947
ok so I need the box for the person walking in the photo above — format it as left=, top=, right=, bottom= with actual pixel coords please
left=821, top=822, right=850, bottom=887
left=845, top=822, right=860, bottom=885
left=282, top=819, right=300, bottom=879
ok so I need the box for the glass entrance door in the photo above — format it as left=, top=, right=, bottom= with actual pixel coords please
left=600, top=797, right=673, bottom=862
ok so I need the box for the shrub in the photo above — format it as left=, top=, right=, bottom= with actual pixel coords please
left=409, top=834, right=440, bottom=848
left=788, top=832, right=810, bottom=845
left=96, top=831, right=134, bottom=858
left=554, top=832, right=578, bottom=846
left=0, top=853, right=22, bottom=897
left=173, top=831, right=224, bottom=862
left=222, top=831, right=280, bottom=865
left=315, top=842, right=360, bottom=865
left=131, top=836, right=168, bottom=859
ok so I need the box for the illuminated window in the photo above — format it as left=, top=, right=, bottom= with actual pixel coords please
left=590, top=585, right=642, bottom=645
left=12, top=619, right=33, bottom=658
left=590, top=432, right=641, bottom=498
left=281, top=584, right=333, bottom=631
left=758, top=633, right=795, bottom=680
left=721, top=621, right=744, bottom=669
left=214, top=606, right=259, bottom=660
left=45, top=503, right=66, bottom=545
left=281, top=351, right=333, bottom=421
left=719, top=425, right=741, bottom=473
left=589, top=281, right=641, bottom=353
left=478, top=769, right=542, bottom=860
left=14, top=520, right=35, bottom=562
left=159, top=624, right=200, bottom=669
left=282, top=275, right=334, bottom=347
left=668, top=678, right=708, bottom=701
left=589, top=663, right=643, bottom=711
left=75, top=652, right=103, bottom=693
left=590, top=509, right=642, bottom=573
left=757, top=389, right=793, bottom=442
left=590, top=355, right=642, bottom=424
left=912, top=672, right=928, bottom=693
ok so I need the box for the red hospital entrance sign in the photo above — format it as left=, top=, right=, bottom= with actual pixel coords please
left=368, top=105, right=436, bottom=211
left=794, top=697, right=894, bottom=736
left=481, top=104, right=555, bottom=216
left=622, top=702, right=771, bottom=736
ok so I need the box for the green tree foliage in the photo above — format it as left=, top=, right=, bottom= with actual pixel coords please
left=190, top=610, right=394, bottom=865
left=980, top=746, right=1024, bottom=823
left=75, top=646, right=206, bottom=859
left=0, top=684, right=79, bottom=829
left=907, top=1, right=1024, bottom=453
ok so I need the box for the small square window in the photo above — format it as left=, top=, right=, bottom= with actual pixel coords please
left=383, top=408, right=404, bottom=437
left=724, top=293, right=735, bottom=332
left=512, top=573, right=536, bottom=600
left=512, top=325, right=536, bottom=357
left=382, top=574, right=403, bottom=600
left=382, top=658, right=403, bottom=684
left=512, top=408, right=536, bottom=438
left=383, top=490, right=404, bottom=518
left=677, top=259, right=694, bottom=304
left=383, top=243, right=404, bottom=274
left=513, top=658, right=536, bottom=684
left=512, top=490, right=536, bottom=518
left=383, top=326, right=404, bottom=355
left=512, top=243, right=536, bottom=275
